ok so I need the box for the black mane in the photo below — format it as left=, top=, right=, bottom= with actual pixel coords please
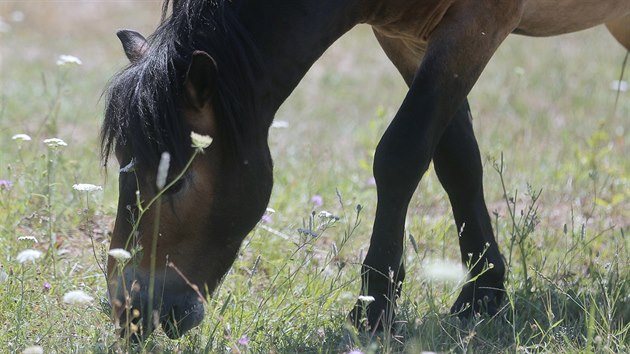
left=101, top=0, right=262, bottom=172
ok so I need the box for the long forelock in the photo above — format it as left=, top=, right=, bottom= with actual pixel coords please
left=101, top=0, right=262, bottom=173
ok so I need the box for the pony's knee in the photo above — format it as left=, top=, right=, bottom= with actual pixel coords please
left=433, top=131, right=484, bottom=201
left=435, top=159, right=483, bottom=199
left=373, top=135, right=432, bottom=195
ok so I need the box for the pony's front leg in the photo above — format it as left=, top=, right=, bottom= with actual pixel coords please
left=349, top=0, right=522, bottom=331
left=433, top=100, right=505, bottom=317
left=349, top=82, right=446, bottom=331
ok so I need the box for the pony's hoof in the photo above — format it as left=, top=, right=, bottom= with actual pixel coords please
left=450, top=282, right=505, bottom=319
left=347, top=296, right=394, bottom=332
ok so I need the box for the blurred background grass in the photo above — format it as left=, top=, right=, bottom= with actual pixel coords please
left=0, top=1, right=628, bottom=352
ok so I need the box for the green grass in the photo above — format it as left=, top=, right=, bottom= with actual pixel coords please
left=1, top=2, right=629, bottom=353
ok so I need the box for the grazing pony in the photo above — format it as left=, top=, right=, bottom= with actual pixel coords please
left=102, top=0, right=630, bottom=339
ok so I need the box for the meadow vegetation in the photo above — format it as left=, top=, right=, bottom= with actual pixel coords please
left=0, top=2, right=628, bottom=353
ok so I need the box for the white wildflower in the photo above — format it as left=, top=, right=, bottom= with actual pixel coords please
left=72, top=183, right=103, bottom=192
left=11, top=11, right=25, bottom=23
left=319, top=211, right=334, bottom=218
left=22, top=346, right=44, bottom=354
left=190, top=131, right=213, bottom=150
left=63, top=290, right=94, bottom=305
left=422, top=258, right=466, bottom=283
left=16, top=249, right=43, bottom=264
left=108, top=248, right=132, bottom=261
left=43, top=138, right=67, bottom=148
left=0, top=18, right=11, bottom=33
left=12, top=133, right=31, bottom=141
left=357, top=295, right=375, bottom=303
left=156, top=151, right=171, bottom=190
left=265, top=207, right=276, bottom=213
left=56, top=54, right=82, bottom=66
left=347, top=350, right=364, bottom=354
left=318, top=210, right=339, bottom=220
left=610, top=80, right=628, bottom=92
left=271, top=120, right=289, bottom=129
left=17, top=236, right=38, bottom=243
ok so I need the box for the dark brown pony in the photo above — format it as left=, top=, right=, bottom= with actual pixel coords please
left=102, top=0, right=630, bottom=339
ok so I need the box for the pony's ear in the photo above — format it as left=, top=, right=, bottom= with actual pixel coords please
left=116, top=29, right=148, bottom=62
left=184, top=51, right=218, bottom=109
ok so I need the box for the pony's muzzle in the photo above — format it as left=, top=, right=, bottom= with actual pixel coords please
left=109, top=269, right=206, bottom=340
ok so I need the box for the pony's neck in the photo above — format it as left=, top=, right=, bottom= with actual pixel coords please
left=236, top=0, right=369, bottom=118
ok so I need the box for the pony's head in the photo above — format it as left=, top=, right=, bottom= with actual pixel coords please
left=102, top=3, right=272, bottom=339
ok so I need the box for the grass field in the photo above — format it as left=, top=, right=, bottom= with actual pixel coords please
left=1, top=2, right=629, bottom=353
